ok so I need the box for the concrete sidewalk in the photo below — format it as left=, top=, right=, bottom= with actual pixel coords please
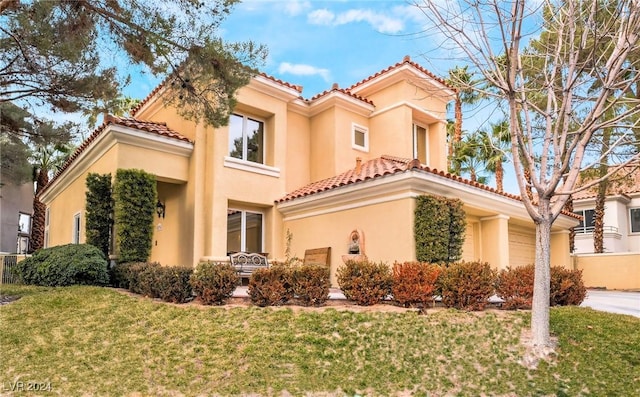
left=580, top=290, right=640, bottom=318
left=232, top=286, right=347, bottom=300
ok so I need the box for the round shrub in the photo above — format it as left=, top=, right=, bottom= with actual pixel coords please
left=392, top=261, right=442, bottom=308
left=137, top=262, right=163, bottom=297
left=291, top=264, right=331, bottom=306
left=550, top=266, right=587, bottom=306
left=190, top=262, right=239, bottom=305
left=156, top=266, right=193, bottom=303
left=495, top=264, right=535, bottom=310
left=337, top=260, right=392, bottom=306
left=248, top=265, right=293, bottom=307
left=16, top=244, right=109, bottom=286
left=438, top=261, right=496, bottom=311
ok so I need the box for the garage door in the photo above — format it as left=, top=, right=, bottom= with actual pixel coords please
left=509, top=230, right=536, bottom=267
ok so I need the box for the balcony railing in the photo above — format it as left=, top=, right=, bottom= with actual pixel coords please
left=574, top=225, right=619, bottom=234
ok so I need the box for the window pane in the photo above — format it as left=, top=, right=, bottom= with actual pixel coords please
left=18, top=213, right=31, bottom=234
left=227, top=210, right=242, bottom=253
left=414, top=125, right=427, bottom=163
left=631, top=208, right=640, bottom=233
left=228, top=114, right=244, bottom=160
left=354, top=129, right=366, bottom=147
left=246, top=118, right=264, bottom=164
left=73, top=214, right=81, bottom=244
left=245, top=212, right=263, bottom=253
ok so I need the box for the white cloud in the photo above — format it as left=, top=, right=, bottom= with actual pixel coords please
left=278, top=62, right=331, bottom=81
left=307, top=7, right=404, bottom=34
left=308, top=8, right=335, bottom=25
left=284, top=0, right=311, bottom=16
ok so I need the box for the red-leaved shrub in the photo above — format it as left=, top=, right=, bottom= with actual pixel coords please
left=550, top=266, right=587, bottom=306
left=337, top=260, right=392, bottom=306
left=156, top=266, right=193, bottom=303
left=438, top=261, right=496, bottom=311
left=248, top=265, right=293, bottom=306
left=495, top=264, right=535, bottom=310
left=190, top=262, right=239, bottom=305
left=391, top=261, right=442, bottom=307
left=291, top=264, right=331, bottom=306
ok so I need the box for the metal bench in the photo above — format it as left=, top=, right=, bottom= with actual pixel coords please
left=228, top=252, right=269, bottom=278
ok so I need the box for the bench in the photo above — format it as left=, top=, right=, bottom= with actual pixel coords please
left=229, top=252, right=269, bottom=278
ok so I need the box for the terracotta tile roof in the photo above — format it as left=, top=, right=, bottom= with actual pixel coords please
left=306, top=83, right=375, bottom=106
left=278, top=155, right=522, bottom=203
left=572, top=165, right=640, bottom=200
left=257, top=72, right=304, bottom=93
left=347, top=55, right=455, bottom=92
left=277, top=155, right=581, bottom=220
left=39, top=116, right=191, bottom=197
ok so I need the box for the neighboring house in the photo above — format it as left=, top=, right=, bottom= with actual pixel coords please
left=0, top=180, right=34, bottom=254
left=572, top=166, right=640, bottom=254
left=39, top=56, right=579, bottom=285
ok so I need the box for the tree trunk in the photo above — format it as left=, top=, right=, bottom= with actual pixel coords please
left=470, top=168, right=477, bottom=182
left=30, top=168, right=49, bottom=252
left=495, top=160, right=504, bottom=192
left=531, top=200, right=552, bottom=348
left=449, top=94, right=463, bottom=174
left=564, top=196, right=576, bottom=253
left=593, top=179, right=607, bottom=253
left=523, top=168, right=534, bottom=201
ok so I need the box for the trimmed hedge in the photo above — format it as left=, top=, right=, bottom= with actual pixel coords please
left=414, top=195, right=466, bottom=264
left=16, top=244, right=109, bottom=286
left=495, top=264, right=535, bottom=310
left=337, top=260, right=392, bottom=306
left=190, top=262, right=239, bottom=305
left=156, top=266, right=193, bottom=303
left=291, top=264, right=331, bottom=306
left=550, top=266, right=587, bottom=306
left=85, top=173, right=113, bottom=259
left=392, top=261, right=442, bottom=308
left=438, top=261, right=496, bottom=311
left=248, top=265, right=294, bottom=307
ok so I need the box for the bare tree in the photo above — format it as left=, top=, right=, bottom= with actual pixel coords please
left=415, top=0, right=640, bottom=357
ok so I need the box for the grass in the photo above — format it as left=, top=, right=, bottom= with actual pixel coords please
left=0, top=285, right=638, bottom=396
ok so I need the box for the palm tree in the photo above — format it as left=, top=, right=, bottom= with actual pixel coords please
left=455, top=132, right=489, bottom=184
left=446, top=66, right=482, bottom=174
left=479, top=120, right=511, bottom=192
left=30, top=142, right=73, bottom=251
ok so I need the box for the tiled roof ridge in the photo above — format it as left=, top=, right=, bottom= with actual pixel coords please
left=257, top=72, right=304, bottom=93
left=39, top=116, right=191, bottom=197
left=347, top=55, right=455, bottom=92
left=306, top=83, right=374, bottom=106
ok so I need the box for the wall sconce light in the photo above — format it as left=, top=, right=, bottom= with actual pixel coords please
left=156, top=200, right=166, bottom=218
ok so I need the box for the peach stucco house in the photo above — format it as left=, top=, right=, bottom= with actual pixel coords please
left=39, top=56, right=579, bottom=285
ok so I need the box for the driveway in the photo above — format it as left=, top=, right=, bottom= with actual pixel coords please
left=580, top=290, right=640, bottom=318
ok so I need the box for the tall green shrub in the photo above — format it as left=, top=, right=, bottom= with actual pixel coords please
left=414, top=195, right=467, bottom=263
left=85, top=173, right=113, bottom=258
left=113, top=169, right=156, bottom=263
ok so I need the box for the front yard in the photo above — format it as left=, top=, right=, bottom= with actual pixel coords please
left=1, top=285, right=638, bottom=396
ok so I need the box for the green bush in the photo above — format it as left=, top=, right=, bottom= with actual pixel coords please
left=291, top=264, right=331, bottom=306
left=16, top=244, right=109, bottom=286
left=414, top=195, right=466, bottom=264
left=85, top=173, right=113, bottom=259
left=112, top=262, right=161, bottom=294
left=190, top=262, right=239, bottom=305
left=248, top=265, right=293, bottom=307
left=113, top=169, right=156, bottom=263
left=392, top=261, right=442, bottom=308
left=550, top=266, right=587, bottom=306
left=494, top=265, right=535, bottom=310
left=438, top=261, right=496, bottom=311
left=137, top=262, right=163, bottom=298
left=156, top=266, right=193, bottom=303
left=337, top=260, right=392, bottom=306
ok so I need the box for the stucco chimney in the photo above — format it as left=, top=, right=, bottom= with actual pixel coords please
left=103, top=113, right=116, bottom=124
left=355, top=157, right=362, bottom=174
left=332, top=83, right=339, bottom=90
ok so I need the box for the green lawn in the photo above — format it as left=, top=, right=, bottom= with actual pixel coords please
left=1, top=285, right=638, bottom=396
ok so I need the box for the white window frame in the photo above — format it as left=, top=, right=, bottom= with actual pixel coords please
left=228, top=113, right=266, bottom=164
left=227, top=208, right=265, bottom=254
left=574, top=209, right=595, bottom=234
left=352, top=123, right=369, bottom=152
left=72, top=212, right=81, bottom=244
left=44, top=207, right=50, bottom=248
left=630, top=207, right=640, bottom=234
left=412, top=123, right=430, bottom=165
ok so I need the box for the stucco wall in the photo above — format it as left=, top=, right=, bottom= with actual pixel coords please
left=573, top=252, right=640, bottom=290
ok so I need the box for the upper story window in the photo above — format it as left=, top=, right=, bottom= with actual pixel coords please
left=574, top=209, right=595, bottom=234
left=352, top=123, right=369, bottom=152
left=44, top=207, right=50, bottom=248
left=413, top=123, right=429, bottom=164
left=630, top=208, right=640, bottom=233
left=229, top=113, right=264, bottom=164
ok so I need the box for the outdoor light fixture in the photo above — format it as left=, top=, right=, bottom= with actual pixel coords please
left=156, top=200, right=166, bottom=218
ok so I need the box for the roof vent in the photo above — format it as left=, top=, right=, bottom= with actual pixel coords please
left=403, top=55, right=411, bottom=63
left=332, top=83, right=339, bottom=90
